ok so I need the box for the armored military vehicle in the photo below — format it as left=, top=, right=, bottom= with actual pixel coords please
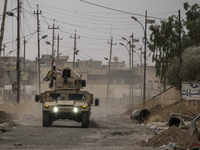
left=36, top=66, right=97, bottom=128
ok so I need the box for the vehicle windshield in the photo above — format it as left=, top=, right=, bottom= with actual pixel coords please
left=68, top=94, right=86, bottom=100
left=50, top=93, right=65, bottom=100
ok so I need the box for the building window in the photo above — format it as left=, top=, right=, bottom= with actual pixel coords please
left=154, top=80, right=159, bottom=83
left=148, top=80, right=153, bottom=83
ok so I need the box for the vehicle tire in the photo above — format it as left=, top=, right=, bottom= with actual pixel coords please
left=43, top=111, right=50, bottom=127
left=81, top=111, right=89, bottom=128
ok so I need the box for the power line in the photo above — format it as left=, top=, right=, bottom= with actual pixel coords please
left=80, top=0, right=166, bottom=20
left=42, top=15, right=130, bottom=37
left=3, top=31, right=37, bottom=45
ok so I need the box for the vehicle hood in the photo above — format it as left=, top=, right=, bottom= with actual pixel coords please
left=57, top=100, right=75, bottom=106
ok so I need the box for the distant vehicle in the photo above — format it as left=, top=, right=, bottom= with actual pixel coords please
left=35, top=66, right=98, bottom=128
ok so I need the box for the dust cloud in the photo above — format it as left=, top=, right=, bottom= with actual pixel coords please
left=0, top=95, right=42, bottom=126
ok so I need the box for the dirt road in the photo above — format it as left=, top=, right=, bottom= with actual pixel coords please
left=0, top=102, right=167, bottom=150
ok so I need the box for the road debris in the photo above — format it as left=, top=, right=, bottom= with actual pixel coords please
left=13, top=143, right=22, bottom=146
left=131, top=109, right=151, bottom=123
left=0, top=111, right=13, bottom=124
left=160, top=142, right=178, bottom=148
left=132, top=125, right=200, bottom=148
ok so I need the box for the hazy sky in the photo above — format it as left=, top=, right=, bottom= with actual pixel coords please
left=1, top=0, right=200, bottom=66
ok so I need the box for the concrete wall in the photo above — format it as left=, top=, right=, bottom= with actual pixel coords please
left=161, top=86, right=180, bottom=101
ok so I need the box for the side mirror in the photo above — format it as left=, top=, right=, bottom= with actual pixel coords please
left=82, top=80, right=86, bottom=87
left=95, top=99, right=99, bottom=106
left=35, top=95, right=40, bottom=102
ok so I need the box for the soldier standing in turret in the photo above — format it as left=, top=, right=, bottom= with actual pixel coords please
left=51, top=57, right=56, bottom=71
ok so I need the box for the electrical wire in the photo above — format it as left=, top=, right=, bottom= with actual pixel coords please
left=80, top=0, right=167, bottom=20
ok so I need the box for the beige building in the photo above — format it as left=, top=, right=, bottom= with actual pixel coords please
left=0, top=56, right=163, bottom=105
left=38, top=59, right=162, bottom=104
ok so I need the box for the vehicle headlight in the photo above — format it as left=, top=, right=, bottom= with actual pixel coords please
left=73, top=107, right=78, bottom=113
left=54, top=107, right=58, bottom=112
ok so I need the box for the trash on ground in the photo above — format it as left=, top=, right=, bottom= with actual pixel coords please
left=160, top=142, right=178, bottom=148
left=13, top=143, right=22, bottom=146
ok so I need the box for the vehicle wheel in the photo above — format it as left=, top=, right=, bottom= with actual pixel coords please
left=81, top=111, right=89, bottom=128
left=43, top=111, right=50, bottom=127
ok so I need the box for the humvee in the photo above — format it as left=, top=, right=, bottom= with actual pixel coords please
left=36, top=66, right=98, bottom=128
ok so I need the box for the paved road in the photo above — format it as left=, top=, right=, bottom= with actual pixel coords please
left=0, top=104, right=165, bottom=150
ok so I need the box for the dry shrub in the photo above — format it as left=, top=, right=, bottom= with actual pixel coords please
left=149, top=114, right=162, bottom=122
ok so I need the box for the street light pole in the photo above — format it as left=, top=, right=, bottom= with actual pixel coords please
left=131, top=11, right=155, bottom=107
left=119, top=42, right=131, bottom=105
left=138, top=47, right=143, bottom=102
left=130, top=33, right=139, bottom=106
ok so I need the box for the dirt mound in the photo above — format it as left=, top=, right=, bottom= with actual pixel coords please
left=133, top=126, right=200, bottom=148
left=0, top=111, right=13, bottom=124
left=150, top=101, right=197, bottom=121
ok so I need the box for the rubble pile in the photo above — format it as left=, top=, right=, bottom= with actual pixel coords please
left=0, top=111, right=13, bottom=124
left=133, top=126, right=200, bottom=148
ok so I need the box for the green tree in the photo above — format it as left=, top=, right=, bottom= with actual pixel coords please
left=148, top=15, right=182, bottom=89
left=167, top=46, right=200, bottom=89
left=183, top=2, right=200, bottom=49
left=148, top=2, right=200, bottom=89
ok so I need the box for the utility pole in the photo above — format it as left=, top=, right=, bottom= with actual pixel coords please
left=0, top=0, right=7, bottom=57
left=48, top=19, right=59, bottom=58
left=178, top=10, right=183, bottom=128
left=128, top=42, right=131, bottom=105
left=131, top=33, right=134, bottom=106
left=130, top=33, right=139, bottom=106
left=106, top=37, right=116, bottom=106
left=17, top=0, right=20, bottom=103
left=34, top=4, right=42, bottom=96
left=70, top=30, right=80, bottom=69
left=23, top=37, right=26, bottom=96
left=143, top=10, right=147, bottom=107
left=55, top=33, right=63, bottom=65
left=139, top=47, right=143, bottom=102
left=23, top=37, right=26, bottom=70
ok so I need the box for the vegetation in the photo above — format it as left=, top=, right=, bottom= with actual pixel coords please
left=148, top=2, right=200, bottom=89
left=167, top=46, right=200, bottom=88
